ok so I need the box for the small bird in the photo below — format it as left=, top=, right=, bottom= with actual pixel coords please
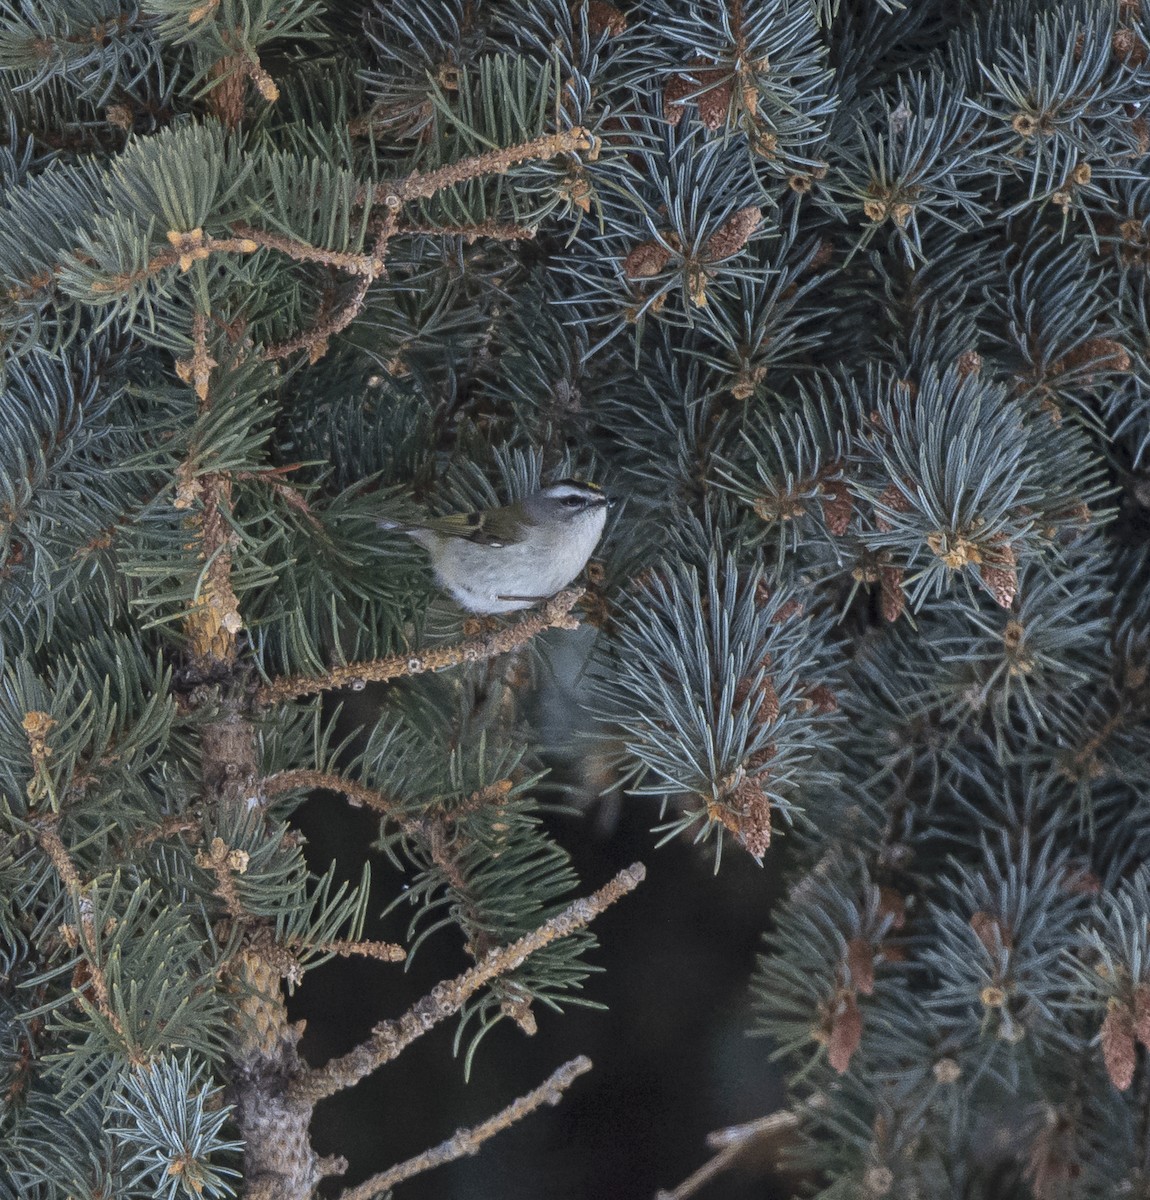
left=382, top=479, right=613, bottom=614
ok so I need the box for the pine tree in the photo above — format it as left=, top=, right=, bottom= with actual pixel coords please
left=1, top=1, right=1148, bottom=1198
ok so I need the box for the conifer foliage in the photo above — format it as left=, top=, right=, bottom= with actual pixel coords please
left=0, top=0, right=1148, bottom=1197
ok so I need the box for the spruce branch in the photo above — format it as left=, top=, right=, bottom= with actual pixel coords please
left=422, top=785, right=539, bottom=1034
left=264, top=766, right=534, bottom=1028
left=131, top=815, right=202, bottom=850
left=84, top=228, right=261, bottom=298
left=35, top=819, right=129, bottom=1046
left=292, top=861, right=645, bottom=1104
left=33, top=815, right=84, bottom=899
left=257, top=588, right=584, bottom=704
left=233, top=466, right=324, bottom=531
left=176, top=313, right=245, bottom=671
left=336, top=1055, right=593, bottom=1200
left=181, top=471, right=242, bottom=670
left=261, top=210, right=399, bottom=364
left=263, top=770, right=513, bottom=826
left=88, top=223, right=388, bottom=303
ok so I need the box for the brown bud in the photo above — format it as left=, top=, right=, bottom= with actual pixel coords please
left=623, top=238, right=672, bottom=279
left=1060, top=865, right=1102, bottom=896
left=874, top=482, right=912, bottom=532
left=734, top=673, right=779, bottom=726
left=846, top=937, right=875, bottom=996
left=704, top=205, right=762, bottom=261
left=932, top=1057, right=961, bottom=1084
left=729, top=363, right=766, bottom=400
left=827, top=990, right=862, bottom=1073
left=956, top=349, right=982, bottom=378
left=880, top=565, right=905, bottom=622
left=863, top=197, right=888, bottom=224
left=1064, top=336, right=1132, bottom=375
left=863, top=1166, right=894, bottom=1197
left=970, top=910, right=1013, bottom=954
left=737, top=783, right=772, bottom=861
left=663, top=61, right=732, bottom=131
left=981, top=562, right=1018, bottom=608
left=1012, top=112, right=1039, bottom=137
left=771, top=597, right=804, bottom=624
left=1135, top=982, right=1150, bottom=1050
left=1101, top=999, right=1137, bottom=1090
left=1112, top=26, right=1148, bottom=66
left=1133, top=115, right=1150, bottom=156
left=820, top=479, right=853, bottom=535
left=803, top=240, right=832, bottom=273
left=877, top=886, right=907, bottom=930
left=805, top=684, right=839, bottom=713
left=980, top=985, right=1007, bottom=1008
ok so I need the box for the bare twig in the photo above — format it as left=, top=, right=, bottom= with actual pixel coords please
left=291, top=862, right=645, bottom=1104
left=337, top=1056, right=592, bottom=1200
left=369, top=128, right=595, bottom=206
left=230, top=223, right=384, bottom=275
left=36, top=819, right=131, bottom=1046
left=303, top=939, right=407, bottom=964
left=398, top=220, right=539, bottom=243
left=263, top=768, right=398, bottom=814
left=257, top=588, right=584, bottom=705
left=655, top=1107, right=815, bottom=1200
left=131, top=815, right=201, bottom=849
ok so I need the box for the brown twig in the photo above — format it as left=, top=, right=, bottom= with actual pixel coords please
left=397, top=219, right=539, bottom=243
left=655, top=1111, right=802, bottom=1200
left=304, top=939, right=407, bottom=964
left=35, top=819, right=84, bottom=899
left=291, top=862, right=645, bottom=1104
left=367, top=127, right=596, bottom=206
left=180, top=472, right=242, bottom=669
left=88, top=230, right=260, bottom=298
left=230, top=223, right=384, bottom=275
left=131, top=814, right=201, bottom=850
left=656, top=1097, right=829, bottom=1200
left=89, top=224, right=386, bottom=305
left=36, top=820, right=129, bottom=1045
left=336, top=1056, right=592, bottom=1200
left=257, top=588, right=584, bottom=705
left=262, top=768, right=398, bottom=815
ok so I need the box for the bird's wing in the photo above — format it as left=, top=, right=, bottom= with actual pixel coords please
left=405, top=504, right=522, bottom=547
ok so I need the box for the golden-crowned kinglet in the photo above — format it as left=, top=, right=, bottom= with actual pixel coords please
left=382, top=479, right=613, bottom=614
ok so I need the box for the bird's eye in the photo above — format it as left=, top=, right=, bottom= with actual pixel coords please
left=562, top=496, right=583, bottom=508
